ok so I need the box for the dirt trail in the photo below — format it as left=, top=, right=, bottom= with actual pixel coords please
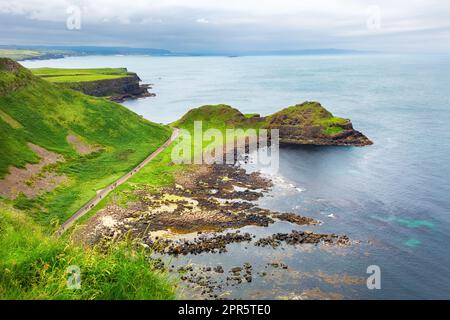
left=55, top=128, right=180, bottom=236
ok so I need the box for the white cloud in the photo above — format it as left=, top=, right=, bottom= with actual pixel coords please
left=1, top=0, right=449, bottom=31
left=0, top=0, right=450, bottom=52
left=195, top=18, right=209, bottom=24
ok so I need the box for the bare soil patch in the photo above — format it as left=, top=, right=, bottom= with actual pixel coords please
left=0, top=143, right=66, bottom=199
left=66, top=134, right=102, bottom=155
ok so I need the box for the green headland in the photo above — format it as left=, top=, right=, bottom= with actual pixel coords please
left=30, top=67, right=153, bottom=102
left=174, top=103, right=372, bottom=146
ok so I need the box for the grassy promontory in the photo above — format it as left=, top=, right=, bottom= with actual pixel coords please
left=31, top=67, right=152, bottom=102
left=173, top=102, right=372, bottom=146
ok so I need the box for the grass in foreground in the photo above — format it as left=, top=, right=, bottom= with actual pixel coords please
left=0, top=202, right=176, bottom=300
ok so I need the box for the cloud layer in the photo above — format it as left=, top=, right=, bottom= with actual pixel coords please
left=1, top=0, right=450, bottom=52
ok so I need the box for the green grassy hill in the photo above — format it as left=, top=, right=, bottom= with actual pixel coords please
left=0, top=58, right=171, bottom=228
left=172, top=104, right=253, bottom=131
left=173, top=103, right=348, bottom=135
left=265, top=101, right=349, bottom=136
left=173, top=103, right=372, bottom=146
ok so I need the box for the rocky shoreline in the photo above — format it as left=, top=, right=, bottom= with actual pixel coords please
left=72, top=163, right=335, bottom=249
left=71, top=160, right=356, bottom=299
left=255, top=230, right=351, bottom=248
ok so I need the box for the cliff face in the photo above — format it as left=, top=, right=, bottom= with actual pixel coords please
left=265, top=102, right=372, bottom=146
left=60, top=73, right=153, bottom=102
left=270, top=121, right=372, bottom=146
left=174, top=102, right=372, bottom=147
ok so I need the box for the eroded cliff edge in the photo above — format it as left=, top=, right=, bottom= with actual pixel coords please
left=265, top=102, right=372, bottom=146
left=174, top=102, right=373, bottom=147
left=31, top=67, right=154, bottom=102
left=62, top=72, right=154, bottom=102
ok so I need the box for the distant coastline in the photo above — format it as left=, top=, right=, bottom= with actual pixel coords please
left=0, top=45, right=377, bottom=62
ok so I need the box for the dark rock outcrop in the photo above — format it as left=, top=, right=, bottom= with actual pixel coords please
left=61, top=72, right=154, bottom=102
left=265, top=102, right=372, bottom=146
left=270, top=119, right=372, bottom=146
left=175, top=102, right=372, bottom=147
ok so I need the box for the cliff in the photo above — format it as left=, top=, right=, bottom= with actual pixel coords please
left=174, top=102, right=372, bottom=147
left=60, top=73, right=154, bottom=102
left=265, top=102, right=372, bottom=146
left=31, top=67, right=154, bottom=102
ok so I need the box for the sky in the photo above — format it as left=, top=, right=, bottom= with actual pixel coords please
left=1, top=0, right=450, bottom=53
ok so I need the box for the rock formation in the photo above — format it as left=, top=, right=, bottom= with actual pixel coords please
left=175, top=102, right=373, bottom=147
left=265, top=102, right=373, bottom=146
left=59, top=72, right=154, bottom=102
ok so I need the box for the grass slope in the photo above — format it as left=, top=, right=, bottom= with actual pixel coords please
left=0, top=58, right=171, bottom=229
left=0, top=203, right=176, bottom=300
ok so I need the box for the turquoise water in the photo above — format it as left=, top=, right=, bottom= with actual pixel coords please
left=23, top=55, right=450, bottom=299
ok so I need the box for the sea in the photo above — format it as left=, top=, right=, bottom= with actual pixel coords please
left=23, top=54, right=450, bottom=299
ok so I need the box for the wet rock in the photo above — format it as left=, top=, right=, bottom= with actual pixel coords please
left=272, top=213, right=319, bottom=225
left=144, top=231, right=253, bottom=256
left=231, top=267, right=242, bottom=274
left=255, top=230, right=351, bottom=248
left=214, top=265, right=224, bottom=273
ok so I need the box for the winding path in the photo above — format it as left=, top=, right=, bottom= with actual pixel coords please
left=55, top=128, right=180, bottom=237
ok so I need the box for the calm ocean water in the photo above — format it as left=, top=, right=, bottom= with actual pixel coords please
left=23, top=54, right=450, bottom=299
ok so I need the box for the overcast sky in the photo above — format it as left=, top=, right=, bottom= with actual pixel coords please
left=1, top=0, right=450, bottom=53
